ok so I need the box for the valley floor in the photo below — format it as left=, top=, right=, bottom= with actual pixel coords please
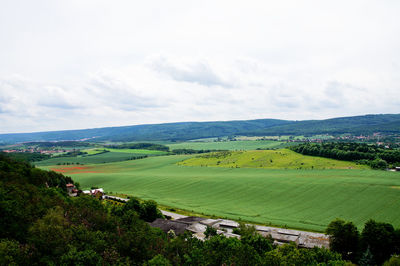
left=42, top=154, right=400, bottom=232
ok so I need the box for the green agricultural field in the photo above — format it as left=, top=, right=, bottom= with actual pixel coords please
left=103, top=148, right=168, bottom=155
left=167, top=140, right=288, bottom=151
left=81, top=148, right=106, bottom=155
left=35, top=152, right=148, bottom=166
left=179, top=149, right=369, bottom=170
left=41, top=155, right=400, bottom=232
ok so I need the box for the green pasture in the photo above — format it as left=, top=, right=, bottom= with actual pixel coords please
left=103, top=148, right=168, bottom=155
left=35, top=152, right=147, bottom=166
left=82, top=148, right=167, bottom=155
left=41, top=155, right=400, bottom=232
left=81, top=148, right=105, bottom=155
left=167, top=140, right=288, bottom=151
left=179, top=149, right=369, bottom=170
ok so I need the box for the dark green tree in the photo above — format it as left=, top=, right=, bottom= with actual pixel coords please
left=326, top=219, right=359, bottom=262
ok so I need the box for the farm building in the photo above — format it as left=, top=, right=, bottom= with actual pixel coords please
left=150, top=219, right=189, bottom=236
left=156, top=211, right=330, bottom=248
left=82, top=188, right=104, bottom=198
left=66, top=183, right=78, bottom=197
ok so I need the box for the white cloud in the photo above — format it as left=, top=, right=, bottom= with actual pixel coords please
left=0, top=0, right=399, bottom=133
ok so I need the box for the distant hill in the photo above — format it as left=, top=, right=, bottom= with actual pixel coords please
left=1, top=114, right=400, bottom=144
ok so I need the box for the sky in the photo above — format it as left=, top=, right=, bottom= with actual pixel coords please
left=0, top=0, right=399, bottom=133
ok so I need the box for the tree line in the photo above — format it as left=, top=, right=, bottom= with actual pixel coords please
left=326, top=218, right=400, bottom=265
left=106, top=143, right=170, bottom=152
left=290, top=142, right=400, bottom=169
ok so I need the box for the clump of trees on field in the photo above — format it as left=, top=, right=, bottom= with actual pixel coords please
left=290, top=142, right=400, bottom=169
left=107, top=142, right=170, bottom=152
left=0, top=153, right=352, bottom=265
left=326, top=218, right=400, bottom=265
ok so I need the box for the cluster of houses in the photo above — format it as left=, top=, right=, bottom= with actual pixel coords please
left=1, top=148, right=67, bottom=154
left=66, top=183, right=104, bottom=198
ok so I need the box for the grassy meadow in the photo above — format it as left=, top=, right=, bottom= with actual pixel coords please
left=179, top=149, right=369, bottom=170
left=41, top=154, right=400, bottom=232
left=35, top=151, right=148, bottom=166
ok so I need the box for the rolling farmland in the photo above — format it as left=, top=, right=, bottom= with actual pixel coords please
left=42, top=154, right=400, bottom=232
left=167, top=140, right=288, bottom=151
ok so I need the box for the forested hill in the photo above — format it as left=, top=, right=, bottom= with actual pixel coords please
left=1, top=114, right=400, bottom=144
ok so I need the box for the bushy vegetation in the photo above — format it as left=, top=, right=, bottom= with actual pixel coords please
left=0, top=153, right=349, bottom=265
left=291, top=142, right=400, bottom=169
left=107, top=143, right=170, bottom=152
left=327, top=218, right=400, bottom=265
left=3, top=152, right=50, bottom=162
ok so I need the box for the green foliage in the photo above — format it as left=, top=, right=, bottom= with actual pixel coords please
left=369, top=158, right=388, bottom=169
left=145, top=254, right=172, bottom=266
left=107, top=142, right=170, bottom=152
left=120, top=197, right=163, bottom=222
left=204, top=226, right=217, bottom=239
left=264, top=242, right=345, bottom=266
left=291, top=142, right=400, bottom=168
left=0, top=239, right=29, bottom=266
left=60, top=246, right=103, bottom=266
left=234, top=223, right=274, bottom=255
left=361, top=220, right=399, bottom=265
left=28, top=206, right=73, bottom=259
left=359, top=247, right=374, bottom=266
left=326, top=218, right=400, bottom=265
left=384, top=255, right=400, bottom=266
left=3, top=152, right=50, bottom=162
left=326, top=219, right=359, bottom=261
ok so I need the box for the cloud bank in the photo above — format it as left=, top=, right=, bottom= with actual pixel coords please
left=0, top=0, right=399, bottom=133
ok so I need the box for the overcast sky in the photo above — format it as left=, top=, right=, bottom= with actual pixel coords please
left=0, top=0, right=399, bottom=133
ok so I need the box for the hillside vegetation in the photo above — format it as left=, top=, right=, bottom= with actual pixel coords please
left=2, top=113, right=400, bottom=143
left=178, top=149, right=368, bottom=170
left=290, top=142, right=400, bottom=169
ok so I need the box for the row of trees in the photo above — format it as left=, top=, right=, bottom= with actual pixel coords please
left=327, top=219, right=400, bottom=265
left=107, top=143, right=170, bottom=152
left=290, top=143, right=400, bottom=169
